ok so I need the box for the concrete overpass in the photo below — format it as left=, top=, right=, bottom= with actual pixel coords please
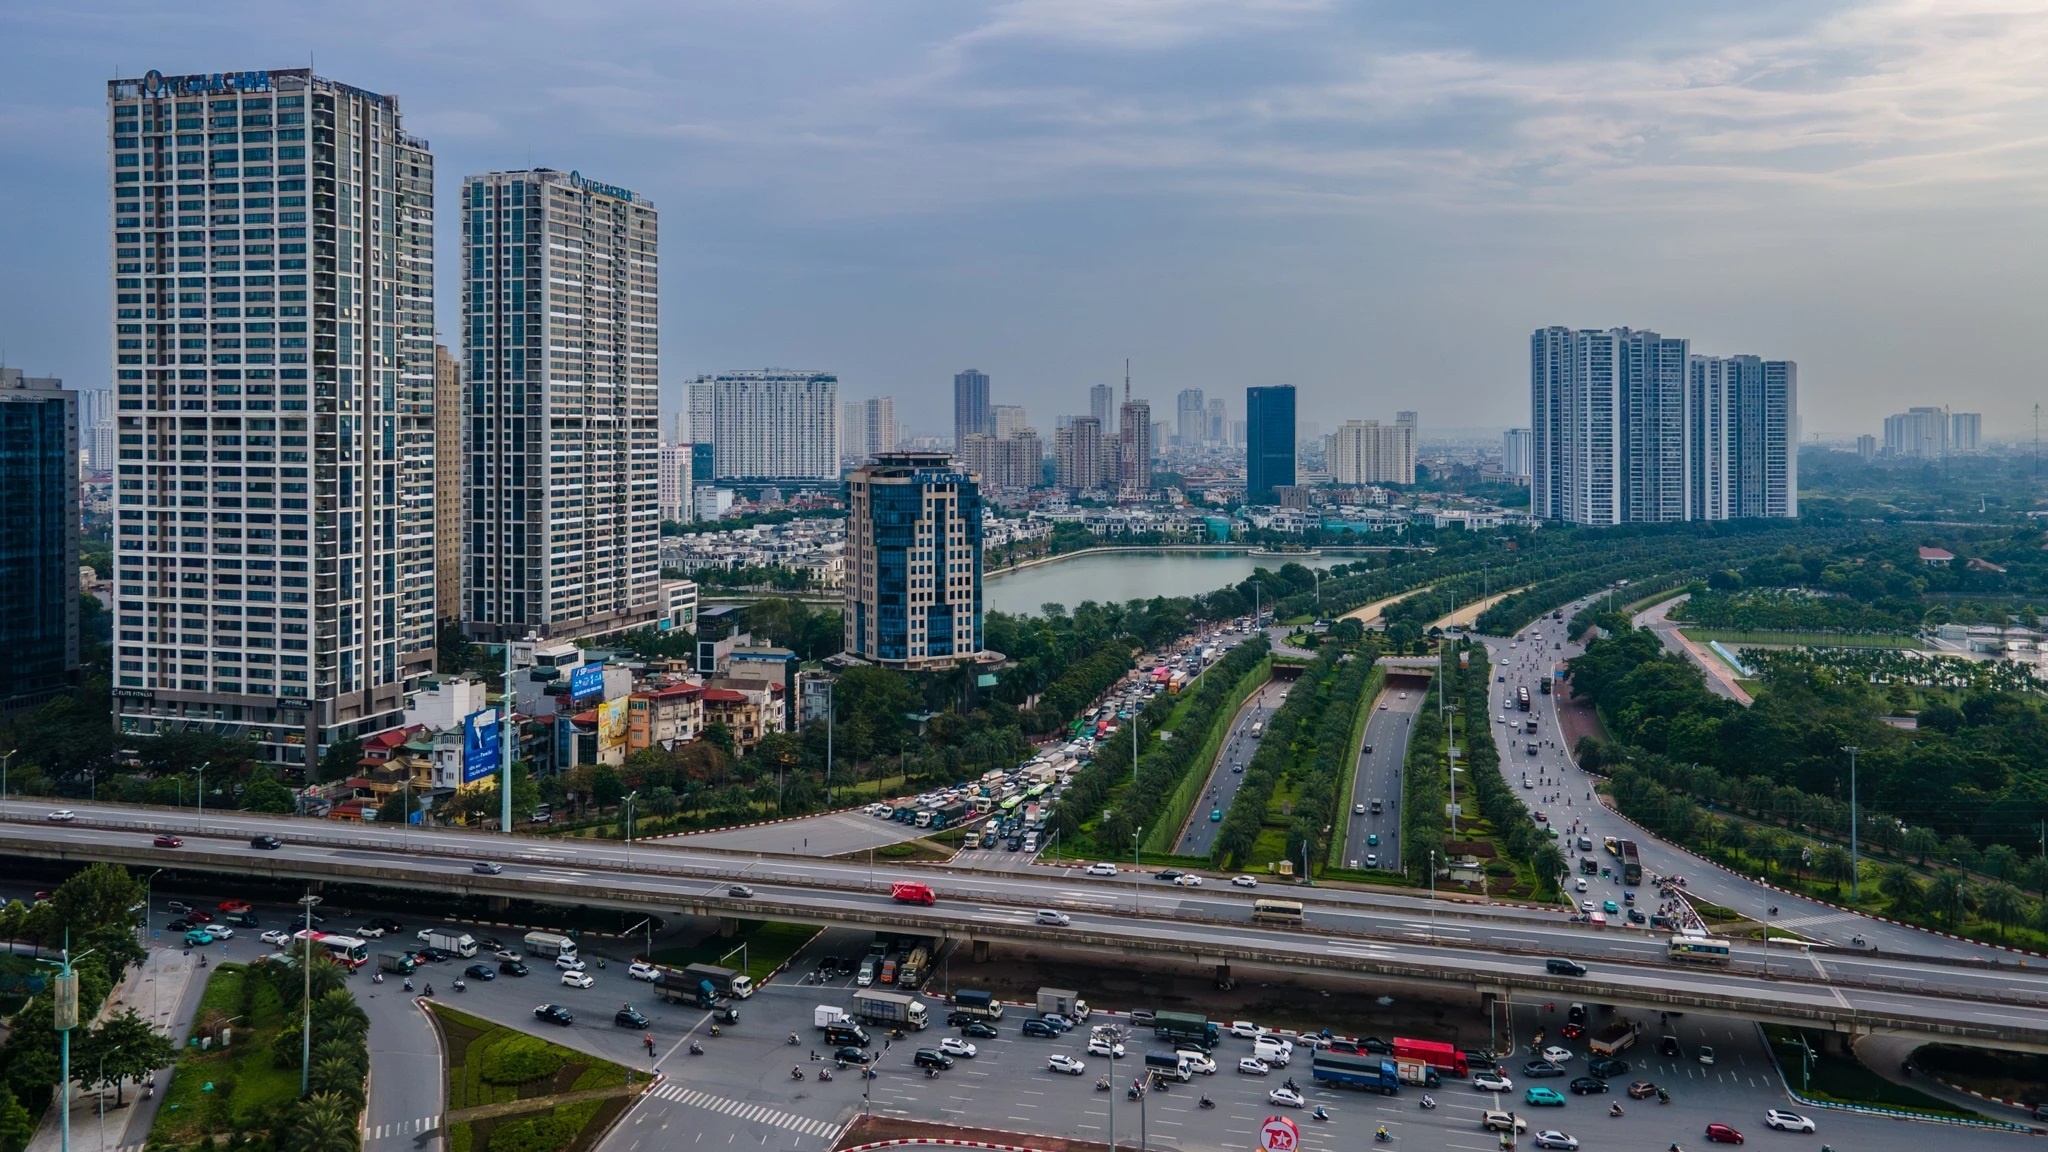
left=8, top=807, right=2048, bottom=1053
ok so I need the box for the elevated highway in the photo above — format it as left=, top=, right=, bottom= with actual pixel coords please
left=8, top=805, right=2048, bottom=1052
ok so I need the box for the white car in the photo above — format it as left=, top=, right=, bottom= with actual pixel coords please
left=45, top=810, right=76, bottom=822
left=1365, top=853, right=1379, bottom=867
left=1253, top=1039, right=1292, bottom=1066
left=1698, top=1046, right=1717, bottom=1066
left=1179, top=1052, right=1218, bottom=1074
left=554, top=955, right=585, bottom=972
left=493, top=948, right=523, bottom=963
left=259, top=930, right=292, bottom=946
left=1229, top=1020, right=1267, bottom=1039
left=1237, top=1057, right=1272, bottom=1076
left=939, top=1038, right=978, bottom=1058
left=1231, top=875, right=1259, bottom=888
left=1540, top=1046, right=1573, bottom=1064
left=1473, top=1071, right=1514, bottom=1092
left=1579, top=900, right=1595, bottom=913
left=1533, top=1130, right=1580, bottom=1150
left=1087, top=1037, right=1125, bottom=1059
left=1174, top=873, right=1204, bottom=887
left=560, top=971, right=594, bottom=989
left=1764, top=1109, right=1814, bottom=1133
left=1268, top=1087, right=1306, bottom=1108
left=356, top=925, right=386, bottom=938
left=1047, top=1054, right=1088, bottom=1075
left=1084, top=862, right=1118, bottom=876
left=628, top=961, right=660, bottom=981
left=206, top=925, right=234, bottom=939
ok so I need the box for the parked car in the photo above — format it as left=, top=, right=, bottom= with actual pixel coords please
left=533, top=1004, right=574, bottom=1026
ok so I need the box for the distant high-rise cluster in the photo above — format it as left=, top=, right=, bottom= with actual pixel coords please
left=1530, top=327, right=1797, bottom=525
left=946, top=371, right=1042, bottom=492
left=1882, top=407, right=1980, bottom=458
left=1329, top=413, right=1416, bottom=486
left=1053, top=416, right=1108, bottom=491
left=842, top=396, right=897, bottom=461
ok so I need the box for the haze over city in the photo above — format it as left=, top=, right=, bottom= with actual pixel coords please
left=5, top=0, right=2047, bottom=436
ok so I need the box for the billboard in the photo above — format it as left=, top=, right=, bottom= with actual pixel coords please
left=598, top=698, right=629, bottom=752
left=462, top=708, right=502, bottom=784
left=569, top=661, right=604, bottom=703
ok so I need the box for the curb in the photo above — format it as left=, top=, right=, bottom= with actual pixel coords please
left=1752, top=1022, right=2037, bottom=1134
left=840, top=1139, right=1052, bottom=1152
left=1926, top=1072, right=2044, bottom=1115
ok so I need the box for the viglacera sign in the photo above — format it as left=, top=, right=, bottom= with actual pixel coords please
left=140, top=70, right=273, bottom=98
left=568, top=170, right=636, bottom=203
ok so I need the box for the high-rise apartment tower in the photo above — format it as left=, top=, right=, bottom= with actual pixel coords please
left=1245, top=386, right=1297, bottom=503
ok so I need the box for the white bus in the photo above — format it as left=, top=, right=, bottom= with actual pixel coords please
left=293, top=930, right=370, bottom=969
left=1251, top=900, right=1306, bottom=926
left=1666, top=935, right=1733, bottom=967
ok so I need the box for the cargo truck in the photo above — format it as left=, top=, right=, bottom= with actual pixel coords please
left=898, top=946, right=930, bottom=989
left=1308, top=1050, right=1403, bottom=1094
left=1396, top=1058, right=1442, bottom=1087
left=1153, top=1011, right=1221, bottom=1049
left=377, top=952, right=417, bottom=976
left=683, top=962, right=755, bottom=999
left=521, top=930, right=577, bottom=958
left=1144, top=1051, right=1192, bottom=1081
left=652, top=969, right=740, bottom=1020
left=1590, top=1020, right=1640, bottom=1057
left=416, top=929, right=478, bottom=958
left=815, top=1005, right=852, bottom=1029
left=951, top=989, right=1004, bottom=1020
left=1036, top=988, right=1090, bottom=1020
left=1616, top=840, right=1643, bottom=885
left=1391, top=1037, right=1469, bottom=1077
left=852, top=990, right=930, bottom=1030
left=890, top=882, right=936, bottom=906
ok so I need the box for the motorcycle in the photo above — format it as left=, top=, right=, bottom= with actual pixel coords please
left=1657, top=1088, right=1670, bottom=1104
left=1199, top=1095, right=1215, bottom=1109
left=453, top=978, right=466, bottom=993
left=791, top=1067, right=806, bottom=1081
left=688, top=1041, right=703, bottom=1056
left=789, top=1033, right=801, bottom=1046
left=818, top=1068, right=833, bottom=1082
left=1096, top=1077, right=1112, bottom=1092
left=1609, top=1104, right=1624, bottom=1118
left=1311, top=1106, right=1329, bottom=1121
left=709, top=1025, right=721, bottom=1038
left=1419, top=1095, right=1436, bottom=1110
left=1850, top=935, right=1867, bottom=948
left=1375, top=1128, right=1392, bottom=1144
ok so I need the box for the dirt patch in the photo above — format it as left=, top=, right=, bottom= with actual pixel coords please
left=936, top=940, right=1492, bottom=1048
left=1555, top=679, right=1608, bottom=755
left=837, top=1114, right=1112, bottom=1152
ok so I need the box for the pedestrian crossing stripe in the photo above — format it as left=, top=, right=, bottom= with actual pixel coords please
left=363, top=1114, right=441, bottom=1140
left=648, top=1083, right=840, bottom=1138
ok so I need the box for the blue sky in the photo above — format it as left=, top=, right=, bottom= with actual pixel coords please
left=5, top=0, right=2046, bottom=438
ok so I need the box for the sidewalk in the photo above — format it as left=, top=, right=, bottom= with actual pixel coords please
left=25, top=945, right=211, bottom=1152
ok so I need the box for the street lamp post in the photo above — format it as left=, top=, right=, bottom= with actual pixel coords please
left=192, top=761, right=209, bottom=829
left=1429, top=848, right=1438, bottom=942
left=37, top=936, right=95, bottom=1152
left=1841, top=745, right=1861, bottom=902
left=143, top=868, right=164, bottom=1029
left=298, top=893, right=322, bottom=1095
left=1132, top=829, right=1143, bottom=913
left=1, top=747, right=15, bottom=814
left=824, top=680, right=835, bottom=807
left=624, top=791, right=638, bottom=869
left=97, top=1044, right=123, bottom=1152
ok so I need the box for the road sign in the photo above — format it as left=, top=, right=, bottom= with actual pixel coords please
left=1258, top=1115, right=1299, bottom=1152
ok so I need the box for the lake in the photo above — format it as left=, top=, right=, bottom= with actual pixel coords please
left=983, top=549, right=1354, bottom=616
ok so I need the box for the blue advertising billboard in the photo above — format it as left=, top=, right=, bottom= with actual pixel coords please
left=462, top=708, right=501, bottom=784
left=569, top=661, right=604, bottom=703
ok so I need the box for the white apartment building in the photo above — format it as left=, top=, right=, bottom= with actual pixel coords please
left=1952, top=411, right=1982, bottom=454
left=1533, top=326, right=1795, bottom=526
left=1329, top=418, right=1416, bottom=485
left=1883, top=407, right=1946, bottom=459
left=992, top=404, right=1029, bottom=441
left=659, top=442, right=693, bottom=522
left=688, top=370, right=839, bottom=481
left=461, top=168, right=661, bottom=643
left=108, top=68, right=436, bottom=772
left=1502, top=428, right=1533, bottom=479
left=841, top=395, right=895, bottom=461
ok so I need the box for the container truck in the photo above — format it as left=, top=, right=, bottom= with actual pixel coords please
left=1036, top=988, right=1090, bottom=1020
left=1617, top=840, right=1643, bottom=885
left=652, top=969, right=739, bottom=1019
left=1308, top=1050, right=1402, bottom=1094
left=521, top=931, right=577, bottom=958
left=815, top=1005, right=851, bottom=1029
left=1391, top=1037, right=1469, bottom=1077
left=1153, top=1011, right=1221, bottom=1049
left=1396, top=1058, right=1442, bottom=1087
left=683, top=962, right=755, bottom=999
left=951, top=989, right=1004, bottom=1020
left=852, top=990, right=930, bottom=1030
left=1589, top=1020, right=1640, bottom=1057
left=416, top=929, right=478, bottom=958
left=890, top=882, right=936, bottom=906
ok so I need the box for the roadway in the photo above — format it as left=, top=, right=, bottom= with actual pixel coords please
left=1481, top=597, right=2006, bottom=962
left=11, top=807, right=2048, bottom=1049
left=1339, top=684, right=1424, bottom=872
left=1634, top=594, right=1752, bottom=703
left=1176, top=678, right=1283, bottom=856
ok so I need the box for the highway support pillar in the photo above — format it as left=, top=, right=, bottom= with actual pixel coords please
left=970, top=939, right=991, bottom=962
left=717, top=917, right=739, bottom=938
left=1214, top=963, right=1234, bottom=990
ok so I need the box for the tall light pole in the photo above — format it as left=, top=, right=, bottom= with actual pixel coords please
left=824, top=679, right=835, bottom=806
left=1132, top=828, right=1143, bottom=912
left=1445, top=705, right=1461, bottom=835
left=143, top=868, right=164, bottom=1030
left=502, top=641, right=515, bottom=835
left=38, top=935, right=93, bottom=1152
left=624, top=791, right=638, bottom=869
left=1, top=747, right=14, bottom=814
left=298, top=893, right=322, bottom=1095
left=96, top=1044, right=123, bottom=1152
left=1428, top=849, right=1438, bottom=943
left=1841, top=745, right=1861, bottom=902
left=192, top=761, right=209, bottom=829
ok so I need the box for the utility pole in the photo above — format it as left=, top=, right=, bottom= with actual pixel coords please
left=41, top=933, right=94, bottom=1152
left=825, top=679, right=835, bottom=806
left=1841, top=746, right=1860, bottom=902
left=193, top=760, right=209, bottom=829
left=502, top=639, right=515, bottom=835
left=299, top=893, right=322, bottom=1094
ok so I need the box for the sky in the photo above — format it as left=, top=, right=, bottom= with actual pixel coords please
left=5, top=0, right=2048, bottom=441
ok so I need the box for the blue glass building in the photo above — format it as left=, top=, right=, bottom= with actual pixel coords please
left=1245, top=385, right=1297, bottom=504
left=1, top=370, right=80, bottom=713
left=844, top=452, right=984, bottom=670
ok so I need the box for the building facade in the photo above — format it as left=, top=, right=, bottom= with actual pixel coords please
left=959, top=429, right=1042, bottom=491
left=1532, top=326, right=1796, bottom=526
left=1245, top=385, right=1296, bottom=503
left=1882, top=406, right=1946, bottom=459
left=953, top=369, right=991, bottom=449
left=108, top=68, right=436, bottom=771
left=1089, top=383, right=1113, bottom=428
left=1053, top=416, right=1107, bottom=492
left=461, top=168, right=661, bottom=643
left=1502, top=428, right=1533, bottom=479
left=1118, top=399, right=1153, bottom=494
left=434, top=343, right=461, bottom=621
left=1, top=370, right=80, bottom=714
left=1206, top=397, right=1226, bottom=445
left=843, top=452, right=984, bottom=670
left=659, top=442, right=693, bottom=522
left=991, top=404, right=1029, bottom=441
left=690, top=370, right=839, bottom=480
left=1951, top=411, right=1982, bottom=454
left=1328, top=417, right=1415, bottom=486
left=1176, top=388, right=1205, bottom=445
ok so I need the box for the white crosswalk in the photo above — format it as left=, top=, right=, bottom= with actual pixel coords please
left=647, top=1082, right=841, bottom=1138
left=363, top=1114, right=440, bottom=1142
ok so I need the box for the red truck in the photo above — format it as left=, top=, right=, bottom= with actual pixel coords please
left=890, top=882, right=936, bottom=906
left=1392, top=1037, right=1469, bottom=1077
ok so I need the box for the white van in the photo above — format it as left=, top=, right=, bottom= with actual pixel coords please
left=1253, top=1037, right=1293, bottom=1066
left=1035, top=909, right=1071, bottom=927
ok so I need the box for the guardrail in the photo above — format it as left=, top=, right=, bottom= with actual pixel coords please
left=12, top=817, right=2048, bottom=1050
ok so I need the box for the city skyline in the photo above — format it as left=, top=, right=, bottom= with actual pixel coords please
left=8, top=6, right=2048, bottom=441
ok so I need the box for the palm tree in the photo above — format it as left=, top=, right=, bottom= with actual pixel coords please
left=309, top=1055, right=364, bottom=1105
left=1877, top=864, right=1923, bottom=914
left=1929, top=873, right=1975, bottom=929
left=1979, top=882, right=2030, bottom=941
left=288, top=1092, right=362, bottom=1152
left=1814, top=844, right=1853, bottom=896
left=1531, top=844, right=1569, bottom=899
left=1903, top=826, right=1940, bottom=865
left=2022, top=854, right=2048, bottom=899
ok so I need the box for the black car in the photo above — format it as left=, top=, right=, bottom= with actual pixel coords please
left=478, top=937, right=505, bottom=952
left=914, top=1048, right=955, bottom=1070
left=1587, top=1057, right=1630, bottom=1079
left=960, top=1022, right=1000, bottom=1039
left=1020, top=1019, right=1056, bottom=1038
left=615, top=1007, right=649, bottom=1029
left=1569, top=1076, right=1609, bottom=1095
left=250, top=834, right=282, bottom=850
left=1464, top=1051, right=1499, bottom=1072
left=1522, top=1061, right=1567, bottom=1078
left=1658, top=1036, right=1681, bottom=1057
left=463, top=963, right=498, bottom=981
left=1153, top=869, right=1182, bottom=881
left=534, top=1004, right=574, bottom=1026
left=1360, top=1036, right=1393, bottom=1054
left=365, top=917, right=404, bottom=933
left=419, top=947, right=451, bottom=963
left=166, top=918, right=191, bottom=932
left=835, top=1046, right=874, bottom=1065
left=500, top=959, right=530, bottom=977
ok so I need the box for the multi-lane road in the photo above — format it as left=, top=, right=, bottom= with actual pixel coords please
left=1176, top=679, right=1283, bottom=856
left=1339, top=684, right=1423, bottom=871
